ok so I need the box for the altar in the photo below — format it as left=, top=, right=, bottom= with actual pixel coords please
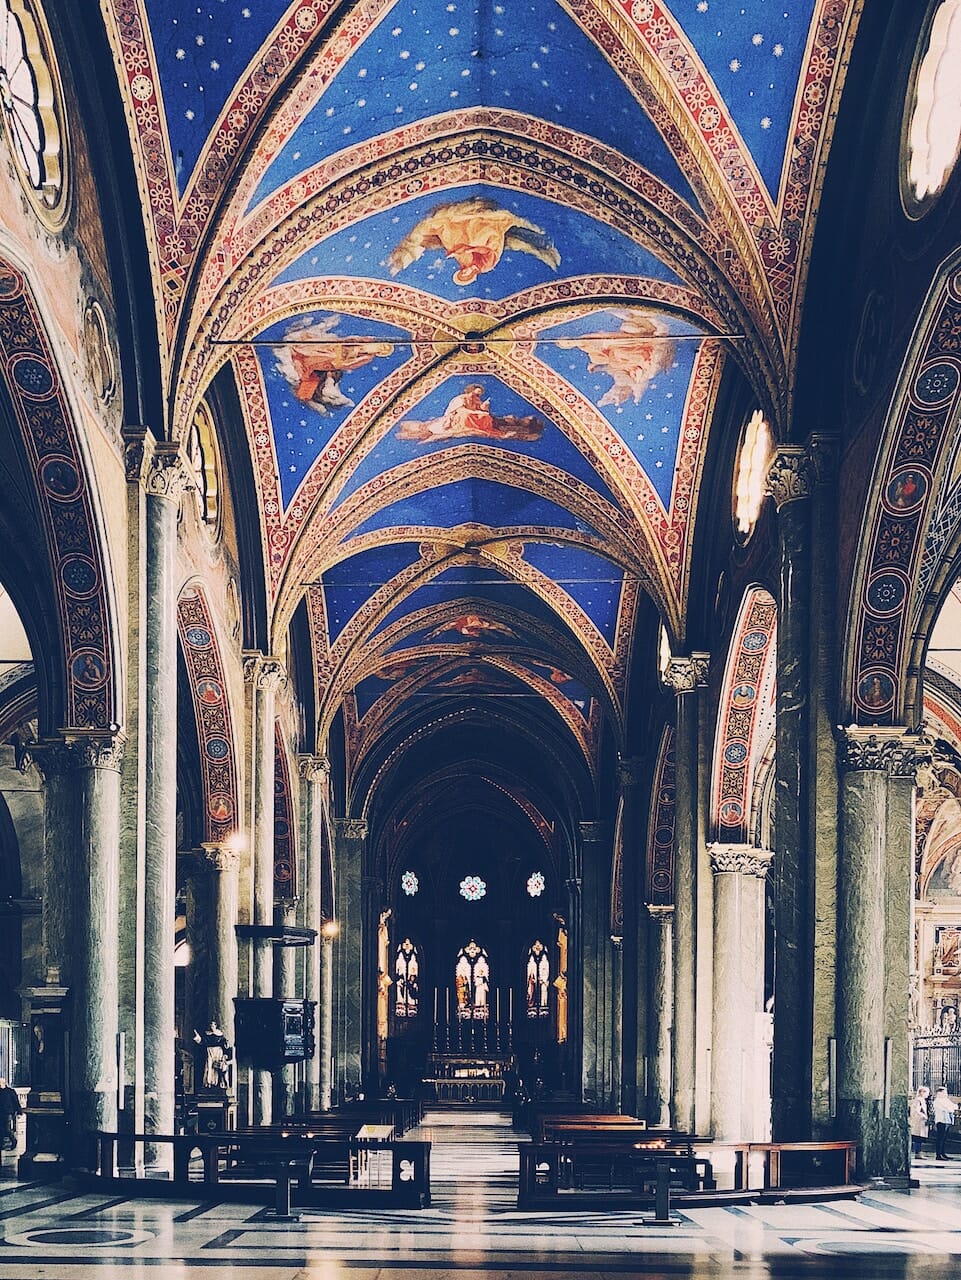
left=423, top=1054, right=507, bottom=1103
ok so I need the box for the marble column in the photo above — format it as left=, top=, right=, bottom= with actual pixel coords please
left=65, top=733, right=125, bottom=1157
left=274, top=897, right=298, bottom=1116
left=837, top=729, right=922, bottom=1178
left=334, top=818, right=367, bottom=1101
left=807, top=435, right=841, bottom=1133
left=319, top=922, right=336, bottom=1111
left=709, top=844, right=772, bottom=1142
left=298, top=755, right=329, bottom=1112
left=767, top=447, right=813, bottom=1141
left=201, top=842, right=239, bottom=1041
left=647, top=904, right=674, bottom=1129
left=142, top=444, right=190, bottom=1146
left=610, top=936, right=623, bottom=1114
left=243, top=654, right=286, bottom=1124
left=663, top=654, right=709, bottom=1133
left=565, top=869, right=583, bottom=1094
left=580, top=821, right=613, bottom=1107
left=617, top=757, right=646, bottom=1117
left=361, top=876, right=383, bottom=1095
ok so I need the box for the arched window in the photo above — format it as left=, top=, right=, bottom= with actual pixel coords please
left=903, top=0, right=961, bottom=215
left=454, top=939, right=489, bottom=1020
left=395, top=938, right=419, bottom=1018
left=733, top=409, right=772, bottom=541
left=526, top=940, right=550, bottom=1018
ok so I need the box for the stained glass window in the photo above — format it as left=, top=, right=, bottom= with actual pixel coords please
left=733, top=410, right=771, bottom=540
left=401, top=870, right=418, bottom=896
left=904, top=0, right=961, bottom=212
left=526, top=871, right=545, bottom=897
left=395, top=938, right=419, bottom=1018
left=459, top=874, right=486, bottom=901
left=454, top=939, right=490, bottom=1020
left=526, top=940, right=551, bottom=1018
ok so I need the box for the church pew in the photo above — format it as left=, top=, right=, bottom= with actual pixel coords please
left=518, top=1142, right=715, bottom=1209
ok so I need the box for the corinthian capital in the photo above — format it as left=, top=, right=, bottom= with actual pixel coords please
left=646, top=903, right=675, bottom=924
left=836, top=727, right=930, bottom=777
left=243, top=653, right=287, bottom=694
left=766, top=446, right=811, bottom=509
left=709, top=842, right=774, bottom=878
left=298, top=754, right=330, bottom=783
left=663, top=652, right=710, bottom=693
left=336, top=817, right=368, bottom=841
left=202, top=840, right=240, bottom=872
left=143, top=442, right=191, bottom=502
left=617, top=756, right=644, bottom=788
left=63, top=729, right=127, bottom=772
left=123, top=425, right=156, bottom=484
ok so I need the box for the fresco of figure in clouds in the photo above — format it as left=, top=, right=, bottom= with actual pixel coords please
left=397, top=383, right=545, bottom=442
left=427, top=613, right=518, bottom=641
left=388, top=196, right=560, bottom=286
left=272, top=315, right=394, bottom=413
left=556, top=311, right=677, bottom=407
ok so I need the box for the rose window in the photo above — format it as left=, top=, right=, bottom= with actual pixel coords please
left=459, top=875, right=486, bottom=901
left=526, top=871, right=546, bottom=897
left=401, top=870, right=418, bottom=896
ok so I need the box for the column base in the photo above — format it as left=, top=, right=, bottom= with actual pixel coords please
left=837, top=1095, right=909, bottom=1180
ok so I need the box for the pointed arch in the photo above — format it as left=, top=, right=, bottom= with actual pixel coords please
left=711, top=586, right=777, bottom=843
left=176, top=584, right=240, bottom=843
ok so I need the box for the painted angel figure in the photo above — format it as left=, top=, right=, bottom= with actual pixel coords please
left=272, top=315, right=393, bottom=413
left=556, top=311, right=676, bottom=407
left=388, top=197, right=560, bottom=286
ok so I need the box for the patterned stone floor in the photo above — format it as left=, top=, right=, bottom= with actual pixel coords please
left=0, top=1113, right=959, bottom=1278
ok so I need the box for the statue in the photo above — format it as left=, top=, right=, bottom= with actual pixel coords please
left=193, top=1021, right=233, bottom=1092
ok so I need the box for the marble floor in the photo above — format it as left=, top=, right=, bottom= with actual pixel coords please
left=0, top=1112, right=959, bottom=1279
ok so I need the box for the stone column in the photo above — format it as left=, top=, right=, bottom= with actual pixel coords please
left=201, top=842, right=239, bottom=1041
left=274, top=897, right=298, bottom=1116
left=663, top=654, right=709, bottom=1133
left=807, top=435, right=841, bottom=1133
left=334, top=818, right=367, bottom=1101
left=837, top=729, right=922, bottom=1178
left=141, top=443, right=189, bottom=1146
left=709, top=844, right=772, bottom=1142
left=243, top=654, right=286, bottom=1124
left=319, top=922, right=336, bottom=1111
left=361, top=876, right=383, bottom=1095
left=767, top=446, right=813, bottom=1140
left=610, top=936, right=623, bottom=1113
left=580, top=821, right=613, bottom=1106
left=565, top=869, right=583, bottom=1094
left=617, top=757, right=646, bottom=1116
left=64, top=733, right=125, bottom=1156
left=298, top=755, right=329, bottom=1112
left=647, top=904, right=674, bottom=1129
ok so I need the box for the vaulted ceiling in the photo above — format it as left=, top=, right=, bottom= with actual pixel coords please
left=102, top=0, right=860, bottom=792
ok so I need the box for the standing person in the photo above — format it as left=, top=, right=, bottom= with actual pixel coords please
left=911, top=1085, right=930, bottom=1159
left=0, top=1078, right=21, bottom=1151
left=933, top=1086, right=956, bottom=1160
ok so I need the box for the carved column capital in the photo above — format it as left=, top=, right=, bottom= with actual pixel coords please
left=145, top=443, right=192, bottom=502
left=807, top=433, right=839, bottom=486
left=63, top=729, right=127, bottom=772
left=617, top=756, right=644, bottom=788
left=766, top=446, right=812, bottom=509
left=122, top=425, right=157, bottom=484
left=610, top=934, right=623, bottom=950
left=298, top=754, right=330, bottom=783
left=243, top=653, right=287, bottom=694
left=836, top=727, right=930, bottom=777
left=336, top=817, right=368, bottom=841
left=578, top=820, right=610, bottom=844
left=663, top=652, right=710, bottom=693
left=708, top=842, right=774, bottom=879
left=202, top=841, right=241, bottom=873
left=647, top=903, right=676, bottom=924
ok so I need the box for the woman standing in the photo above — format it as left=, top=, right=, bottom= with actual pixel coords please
left=910, top=1085, right=930, bottom=1159
left=933, top=1086, right=957, bottom=1160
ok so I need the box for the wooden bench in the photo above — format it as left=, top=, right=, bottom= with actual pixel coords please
left=747, top=1141, right=858, bottom=1190
left=518, top=1142, right=714, bottom=1209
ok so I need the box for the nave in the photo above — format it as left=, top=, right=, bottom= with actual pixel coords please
left=0, top=1117, right=959, bottom=1278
